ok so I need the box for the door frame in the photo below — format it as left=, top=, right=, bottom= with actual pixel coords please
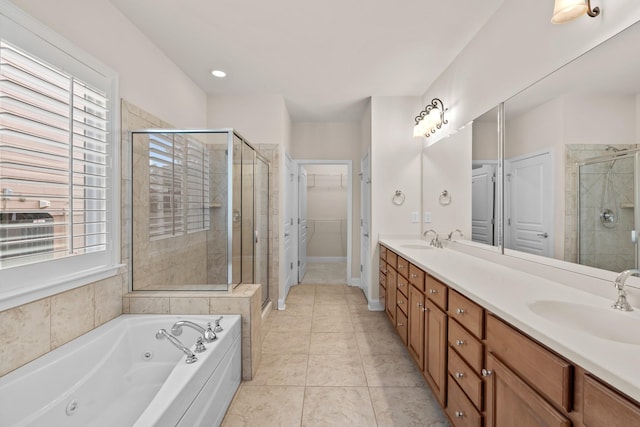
left=294, top=159, right=353, bottom=286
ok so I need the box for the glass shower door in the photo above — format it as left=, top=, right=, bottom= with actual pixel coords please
left=241, top=142, right=255, bottom=284
left=255, top=155, right=270, bottom=307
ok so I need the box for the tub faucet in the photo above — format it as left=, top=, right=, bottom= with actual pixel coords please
left=423, top=229, right=442, bottom=248
left=171, top=320, right=217, bottom=343
left=155, top=329, right=198, bottom=364
left=447, top=229, right=464, bottom=241
left=612, top=269, right=639, bottom=312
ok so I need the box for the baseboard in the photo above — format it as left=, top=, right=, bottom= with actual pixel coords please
left=277, top=298, right=286, bottom=310
left=367, top=299, right=384, bottom=311
left=306, top=256, right=347, bottom=262
left=348, top=278, right=360, bottom=286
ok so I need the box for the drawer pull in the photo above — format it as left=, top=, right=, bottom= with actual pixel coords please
left=398, top=265, right=405, bottom=269
left=454, top=372, right=465, bottom=379
left=410, top=273, right=417, bottom=278
left=456, top=308, right=466, bottom=315
left=421, top=307, right=429, bottom=312
left=429, top=289, right=437, bottom=294
left=481, top=369, right=493, bottom=377
left=398, top=283, right=405, bottom=287
left=417, top=302, right=423, bottom=307
left=455, top=411, right=465, bottom=419
left=397, top=322, right=404, bottom=327
left=455, top=339, right=465, bottom=346
left=398, top=300, right=404, bottom=304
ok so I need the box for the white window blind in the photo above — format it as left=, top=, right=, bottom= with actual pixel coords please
left=148, top=134, right=209, bottom=240
left=0, top=40, right=109, bottom=268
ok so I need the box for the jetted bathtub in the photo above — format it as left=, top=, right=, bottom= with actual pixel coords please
left=0, top=314, right=241, bottom=427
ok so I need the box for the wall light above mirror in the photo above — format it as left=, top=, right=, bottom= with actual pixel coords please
left=413, top=98, right=448, bottom=138
left=551, top=0, right=601, bottom=24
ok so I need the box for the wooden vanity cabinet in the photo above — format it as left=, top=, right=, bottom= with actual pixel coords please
left=408, top=284, right=425, bottom=368
left=583, top=374, right=640, bottom=427
left=379, top=247, right=387, bottom=311
left=425, top=299, right=448, bottom=405
left=385, top=266, right=397, bottom=323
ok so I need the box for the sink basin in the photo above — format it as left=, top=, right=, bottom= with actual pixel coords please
left=528, top=300, right=640, bottom=345
left=400, top=244, right=433, bottom=250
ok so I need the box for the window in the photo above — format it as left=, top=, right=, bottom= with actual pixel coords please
left=0, top=1, right=119, bottom=310
left=148, top=133, right=209, bottom=239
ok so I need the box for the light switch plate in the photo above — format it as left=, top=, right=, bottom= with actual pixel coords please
left=424, top=211, right=432, bottom=223
left=411, top=211, right=419, bottom=223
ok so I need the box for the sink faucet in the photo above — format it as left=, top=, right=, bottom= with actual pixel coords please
left=155, top=329, right=198, bottom=364
left=171, top=320, right=217, bottom=343
left=612, top=269, right=639, bottom=312
left=447, top=229, right=464, bottom=241
left=423, top=229, right=443, bottom=248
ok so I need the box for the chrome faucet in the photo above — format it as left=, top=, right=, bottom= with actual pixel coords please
left=171, top=320, right=217, bottom=343
left=155, top=329, right=198, bottom=364
left=447, top=229, right=464, bottom=241
left=612, top=269, right=639, bottom=312
left=423, top=229, right=443, bottom=248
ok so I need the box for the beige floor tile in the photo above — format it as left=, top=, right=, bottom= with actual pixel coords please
left=369, top=386, right=450, bottom=427
left=222, top=385, right=304, bottom=427
left=350, top=312, right=395, bottom=333
left=285, top=293, right=315, bottom=306
left=268, top=314, right=312, bottom=333
left=346, top=291, right=368, bottom=306
left=313, top=293, right=348, bottom=305
left=262, top=330, right=311, bottom=354
left=250, top=353, right=309, bottom=386
left=355, top=330, right=406, bottom=355
left=309, top=332, right=359, bottom=355
left=301, top=387, right=376, bottom=427
left=278, top=303, right=315, bottom=318
left=312, top=303, right=349, bottom=317
left=288, top=285, right=316, bottom=295
left=306, top=353, right=366, bottom=386
left=301, top=262, right=347, bottom=285
left=361, top=353, right=426, bottom=387
left=314, top=284, right=348, bottom=294
left=311, top=313, right=353, bottom=333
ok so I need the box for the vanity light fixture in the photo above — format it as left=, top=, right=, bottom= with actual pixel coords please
left=413, top=98, right=448, bottom=138
left=551, top=0, right=600, bottom=24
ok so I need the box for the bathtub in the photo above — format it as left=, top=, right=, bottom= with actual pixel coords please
left=0, top=314, right=241, bottom=427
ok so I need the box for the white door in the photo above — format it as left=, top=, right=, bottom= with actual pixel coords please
left=298, top=166, right=308, bottom=282
left=360, top=151, right=371, bottom=295
left=505, top=152, right=553, bottom=257
left=471, top=164, right=495, bottom=245
left=284, top=155, right=296, bottom=293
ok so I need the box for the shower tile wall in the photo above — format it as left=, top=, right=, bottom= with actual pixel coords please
left=207, top=146, right=229, bottom=284
left=565, top=144, right=638, bottom=271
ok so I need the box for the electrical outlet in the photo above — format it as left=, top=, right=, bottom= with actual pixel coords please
left=424, top=211, right=432, bottom=223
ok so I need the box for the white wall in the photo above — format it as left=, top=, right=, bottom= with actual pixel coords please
left=369, top=96, right=423, bottom=302
left=10, top=0, right=207, bottom=127
left=421, top=0, right=640, bottom=143
left=292, top=122, right=362, bottom=282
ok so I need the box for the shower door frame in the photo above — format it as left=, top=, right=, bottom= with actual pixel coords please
left=577, top=148, right=640, bottom=270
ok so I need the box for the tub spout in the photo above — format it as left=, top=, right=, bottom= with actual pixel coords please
left=171, top=320, right=217, bottom=343
left=155, top=329, right=198, bottom=364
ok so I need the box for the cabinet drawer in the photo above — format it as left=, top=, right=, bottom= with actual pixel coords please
left=397, top=274, right=409, bottom=297
left=448, top=346, right=483, bottom=410
left=379, top=284, right=386, bottom=308
left=426, top=275, right=448, bottom=310
left=486, top=314, right=572, bottom=412
left=408, top=264, right=425, bottom=292
left=379, top=271, right=386, bottom=288
left=386, top=250, right=397, bottom=268
left=396, top=288, right=408, bottom=315
left=396, top=309, right=408, bottom=345
left=380, top=245, right=387, bottom=260
left=446, top=376, right=482, bottom=427
left=397, top=256, right=409, bottom=279
left=448, top=290, right=484, bottom=339
left=584, top=374, right=640, bottom=427
left=448, top=318, right=483, bottom=374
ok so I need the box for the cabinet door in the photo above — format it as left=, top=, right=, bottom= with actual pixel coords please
left=485, top=353, right=570, bottom=427
left=408, top=285, right=425, bottom=369
left=385, top=268, right=397, bottom=323
left=425, top=300, right=447, bottom=405
left=583, top=374, right=640, bottom=427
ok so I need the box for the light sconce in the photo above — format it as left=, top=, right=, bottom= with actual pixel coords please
left=413, top=98, right=448, bottom=138
left=551, top=0, right=600, bottom=24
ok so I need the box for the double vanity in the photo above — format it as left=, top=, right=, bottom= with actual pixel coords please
left=378, top=237, right=640, bottom=427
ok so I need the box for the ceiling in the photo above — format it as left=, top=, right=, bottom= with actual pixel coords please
left=109, top=0, right=504, bottom=122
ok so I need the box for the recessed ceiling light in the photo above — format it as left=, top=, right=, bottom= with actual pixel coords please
left=211, top=70, right=227, bottom=78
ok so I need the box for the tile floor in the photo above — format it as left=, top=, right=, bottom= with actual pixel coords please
left=221, top=284, right=450, bottom=427
left=300, top=261, right=347, bottom=285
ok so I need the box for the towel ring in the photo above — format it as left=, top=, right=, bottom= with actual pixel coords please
left=392, top=190, right=405, bottom=206
left=439, top=190, right=451, bottom=206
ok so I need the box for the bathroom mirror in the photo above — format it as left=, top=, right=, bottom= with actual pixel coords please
left=502, top=19, right=640, bottom=272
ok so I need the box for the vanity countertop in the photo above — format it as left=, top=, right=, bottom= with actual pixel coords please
left=379, top=237, right=640, bottom=403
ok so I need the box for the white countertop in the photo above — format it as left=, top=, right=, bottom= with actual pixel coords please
left=379, top=237, right=640, bottom=403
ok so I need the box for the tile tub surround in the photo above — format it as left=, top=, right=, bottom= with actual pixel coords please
left=0, top=271, right=126, bottom=377
left=123, top=283, right=262, bottom=380
left=222, top=284, right=450, bottom=427
left=379, top=237, right=640, bottom=402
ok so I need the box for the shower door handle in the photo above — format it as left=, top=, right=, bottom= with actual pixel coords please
left=632, top=230, right=638, bottom=244
left=254, top=230, right=259, bottom=244
left=537, top=232, right=549, bottom=238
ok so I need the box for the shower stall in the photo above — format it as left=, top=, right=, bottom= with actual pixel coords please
left=130, top=129, right=270, bottom=307
left=578, top=148, right=640, bottom=271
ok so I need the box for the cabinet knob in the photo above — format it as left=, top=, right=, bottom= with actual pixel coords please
left=429, top=289, right=437, bottom=294
left=399, top=283, right=404, bottom=287
left=421, top=307, right=429, bottom=312
left=455, top=411, right=465, bottom=418
left=399, top=300, right=404, bottom=304
left=397, top=322, right=404, bottom=327
left=481, top=369, right=493, bottom=377
left=456, top=308, right=466, bottom=315
left=398, top=265, right=405, bottom=269
left=417, top=302, right=423, bottom=307
left=455, top=339, right=465, bottom=346
left=455, top=372, right=465, bottom=379
left=410, top=274, right=417, bottom=278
